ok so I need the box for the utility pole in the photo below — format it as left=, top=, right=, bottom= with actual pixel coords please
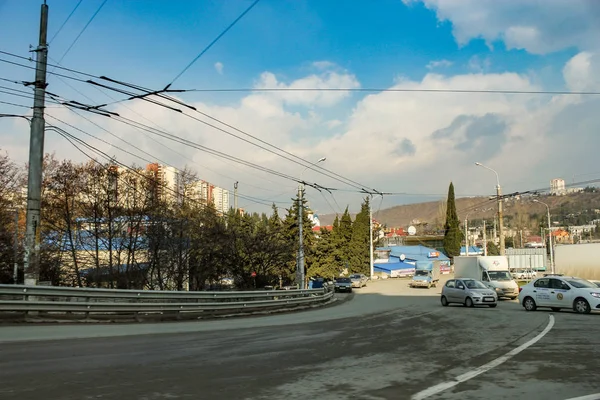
left=23, top=1, right=49, bottom=286
left=497, top=185, right=505, bottom=255
left=369, top=194, right=374, bottom=279
left=233, top=181, right=238, bottom=213
left=520, top=230, right=523, bottom=248
left=297, top=184, right=305, bottom=289
left=13, top=209, right=19, bottom=284
left=483, top=220, right=488, bottom=256
left=464, top=217, right=469, bottom=256
left=493, top=217, right=497, bottom=243
left=547, top=212, right=554, bottom=274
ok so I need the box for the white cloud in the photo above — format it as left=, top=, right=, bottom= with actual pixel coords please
left=326, top=119, right=343, bottom=129
left=426, top=59, right=453, bottom=70
left=214, top=62, right=224, bottom=74
left=312, top=61, right=336, bottom=70
left=4, top=55, right=600, bottom=215
left=467, top=55, right=491, bottom=73
left=254, top=62, right=360, bottom=107
left=405, top=0, right=600, bottom=54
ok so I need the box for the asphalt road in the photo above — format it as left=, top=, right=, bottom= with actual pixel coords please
left=0, top=277, right=598, bottom=400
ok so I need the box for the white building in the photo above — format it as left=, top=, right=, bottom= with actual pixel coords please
left=212, top=186, right=230, bottom=214
left=550, top=178, right=566, bottom=195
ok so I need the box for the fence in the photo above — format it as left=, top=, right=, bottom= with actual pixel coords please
left=0, top=284, right=334, bottom=321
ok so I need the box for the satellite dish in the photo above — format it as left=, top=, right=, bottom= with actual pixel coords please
left=400, top=254, right=406, bottom=261
left=408, top=226, right=417, bottom=236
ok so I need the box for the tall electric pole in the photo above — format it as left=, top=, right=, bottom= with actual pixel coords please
left=233, top=181, right=238, bottom=213
left=497, top=185, right=505, bottom=255
left=464, top=217, right=469, bottom=256
left=13, top=209, right=19, bottom=284
left=483, top=220, right=488, bottom=256
left=23, top=2, right=49, bottom=286
left=369, top=194, right=374, bottom=279
left=297, top=184, right=304, bottom=288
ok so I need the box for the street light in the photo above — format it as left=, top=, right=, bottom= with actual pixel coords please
left=297, top=157, right=326, bottom=289
left=475, top=162, right=505, bottom=255
left=533, top=199, right=555, bottom=274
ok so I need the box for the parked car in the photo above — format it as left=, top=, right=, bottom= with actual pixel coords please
left=518, top=275, right=600, bottom=314
left=590, top=280, right=600, bottom=288
left=334, top=277, right=353, bottom=293
left=349, top=274, right=368, bottom=288
left=511, top=269, right=536, bottom=280
left=441, top=278, right=498, bottom=308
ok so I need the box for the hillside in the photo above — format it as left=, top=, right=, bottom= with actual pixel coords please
left=318, top=192, right=600, bottom=229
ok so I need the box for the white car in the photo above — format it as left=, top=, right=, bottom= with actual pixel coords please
left=518, top=275, right=600, bottom=314
left=511, top=269, right=536, bottom=280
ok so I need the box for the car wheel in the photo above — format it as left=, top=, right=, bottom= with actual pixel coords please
left=465, top=297, right=474, bottom=307
left=441, top=296, right=449, bottom=307
left=523, top=296, right=537, bottom=311
left=573, top=298, right=591, bottom=314
left=489, top=304, right=497, bottom=308
left=551, top=307, right=561, bottom=312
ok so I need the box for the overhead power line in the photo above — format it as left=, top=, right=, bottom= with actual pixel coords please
left=48, top=125, right=288, bottom=213
left=55, top=0, right=108, bottom=66
left=187, top=87, right=600, bottom=96
left=168, top=0, right=261, bottom=87
left=49, top=0, right=84, bottom=44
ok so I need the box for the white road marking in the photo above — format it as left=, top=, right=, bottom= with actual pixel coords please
left=411, top=315, right=555, bottom=400
left=563, top=394, right=600, bottom=400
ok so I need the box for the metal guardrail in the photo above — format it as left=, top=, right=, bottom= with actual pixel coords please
left=0, top=284, right=335, bottom=320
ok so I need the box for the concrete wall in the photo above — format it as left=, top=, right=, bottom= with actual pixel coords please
left=555, top=243, right=600, bottom=280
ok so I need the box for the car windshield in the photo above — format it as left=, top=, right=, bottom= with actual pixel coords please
left=415, top=270, right=429, bottom=276
left=565, top=279, right=597, bottom=289
left=336, top=278, right=351, bottom=283
left=463, top=279, right=487, bottom=289
left=488, top=271, right=512, bottom=281
left=349, top=275, right=360, bottom=279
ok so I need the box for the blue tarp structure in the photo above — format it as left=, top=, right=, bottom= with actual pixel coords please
left=460, top=246, right=483, bottom=255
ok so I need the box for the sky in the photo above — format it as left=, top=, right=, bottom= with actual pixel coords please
left=1, top=0, right=600, bottom=217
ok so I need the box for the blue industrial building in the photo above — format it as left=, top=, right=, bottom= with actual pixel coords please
left=374, top=245, right=451, bottom=277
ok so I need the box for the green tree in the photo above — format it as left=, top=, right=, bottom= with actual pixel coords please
left=348, top=197, right=370, bottom=274
left=330, top=207, right=353, bottom=273
left=443, top=182, right=463, bottom=258
left=282, top=189, right=316, bottom=285
left=486, top=241, right=500, bottom=256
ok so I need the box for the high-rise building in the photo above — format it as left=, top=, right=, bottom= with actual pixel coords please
left=550, top=178, right=566, bottom=195
left=146, top=163, right=183, bottom=203
left=212, top=186, right=230, bottom=214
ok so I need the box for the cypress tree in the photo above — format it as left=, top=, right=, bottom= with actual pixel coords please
left=443, top=182, right=463, bottom=258
left=349, top=197, right=370, bottom=274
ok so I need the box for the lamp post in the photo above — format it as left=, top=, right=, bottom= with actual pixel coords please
left=533, top=199, right=554, bottom=274
left=298, top=157, right=326, bottom=289
left=475, top=162, right=505, bottom=255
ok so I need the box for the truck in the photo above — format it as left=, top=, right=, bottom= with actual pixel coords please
left=453, top=256, right=519, bottom=299
left=554, top=243, right=600, bottom=280
left=409, top=261, right=441, bottom=289
left=506, top=248, right=548, bottom=271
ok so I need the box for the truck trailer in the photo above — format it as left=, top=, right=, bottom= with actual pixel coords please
left=554, top=243, right=600, bottom=280
left=454, top=256, right=519, bottom=299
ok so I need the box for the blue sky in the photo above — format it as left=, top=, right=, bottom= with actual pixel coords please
left=1, top=0, right=600, bottom=216
left=0, top=0, right=575, bottom=91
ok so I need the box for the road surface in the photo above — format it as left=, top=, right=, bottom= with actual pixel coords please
left=0, top=278, right=598, bottom=400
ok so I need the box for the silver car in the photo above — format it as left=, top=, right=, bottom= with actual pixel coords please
left=349, top=274, right=368, bottom=288
left=441, top=278, right=498, bottom=308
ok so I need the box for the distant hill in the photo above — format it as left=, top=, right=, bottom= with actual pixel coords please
left=318, top=192, right=600, bottom=229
